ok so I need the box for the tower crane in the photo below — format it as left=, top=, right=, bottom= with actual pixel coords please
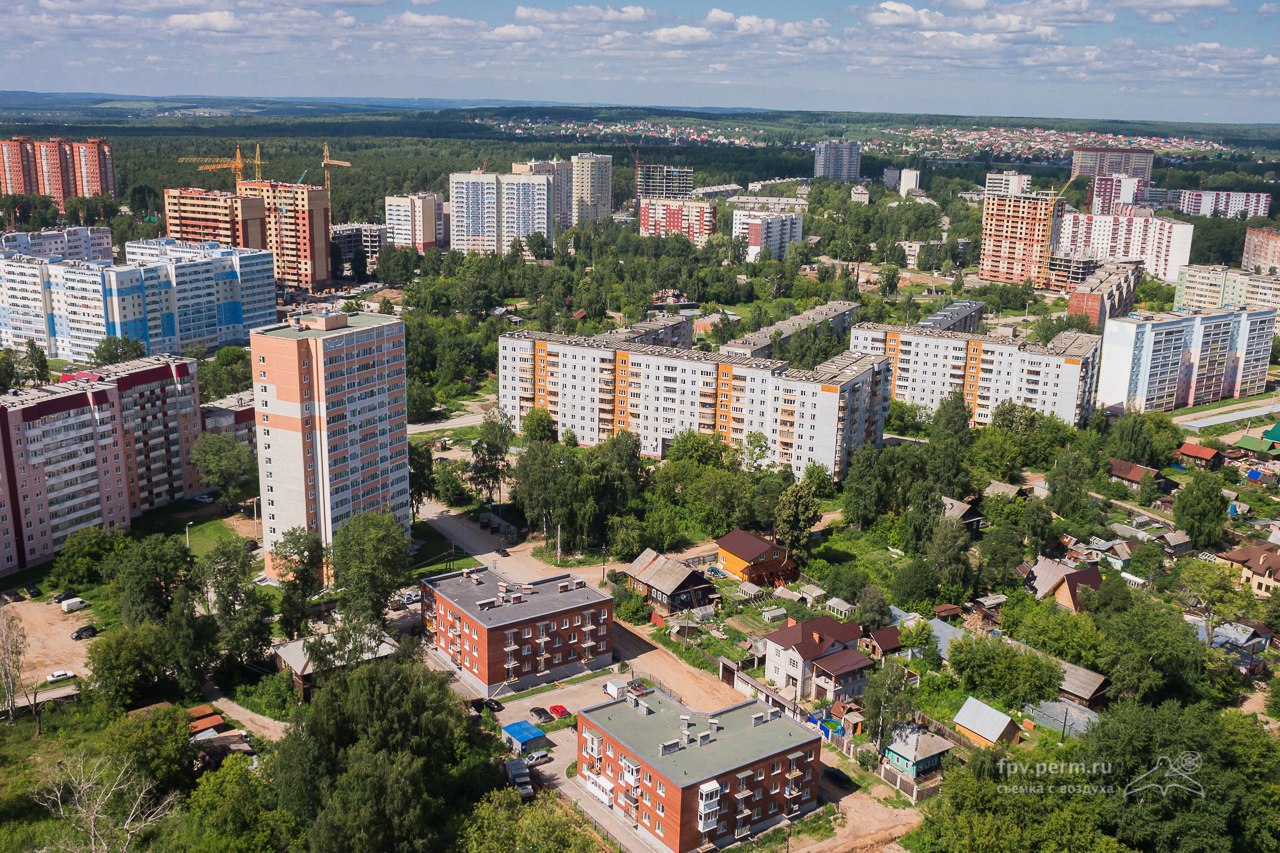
left=626, top=139, right=642, bottom=210
left=177, top=144, right=268, bottom=183
left=321, top=141, right=351, bottom=193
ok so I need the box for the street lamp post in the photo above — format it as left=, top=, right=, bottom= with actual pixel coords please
left=185, top=521, right=193, bottom=549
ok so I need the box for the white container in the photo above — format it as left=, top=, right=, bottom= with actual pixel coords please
left=60, top=597, right=88, bottom=613
left=603, top=678, right=627, bottom=699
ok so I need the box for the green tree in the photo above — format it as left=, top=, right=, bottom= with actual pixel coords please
left=520, top=407, right=556, bottom=442
left=20, top=339, right=48, bottom=385
left=471, top=409, right=513, bottom=502
left=274, top=527, right=327, bottom=641
left=927, top=518, right=973, bottom=595
left=1178, top=558, right=1251, bottom=641
left=165, top=586, right=218, bottom=699
left=980, top=524, right=1025, bottom=583
left=461, top=789, right=598, bottom=853
left=408, top=442, right=435, bottom=521
left=185, top=754, right=305, bottom=853
left=330, top=511, right=410, bottom=624
left=191, top=432, right=257, bottom=510
left=862, top=656, right=916, bottom=750
left=0, top=348, right=16, bottom=392
left=49, top=526, right=123, bottom=588
left=1128, top=540, right=1166, bottom=582
left=774, top=480, right=821, bottom=563
left=1174, top=472, right=1229, bottom=548
left=801, top=462, right=836, bottom=500
left=947, top=634, right=1061, bottom=708
left=103, top=704, right=195, bottom=794
left=890, top=558, right=940, bottom=609
left=89, top=335, right=147, bottom=366
left=378, top=297, right=395, bottom=315
left=198, top=539, right=273, bottom=670
left=87, top=622, right=170, bottom=708
left=877, top=264, right=900, bottom=296
left=1020, top=497, right=1054, bottom=557
left=352, top=243, right=369, bottom=284
left=900, top=484, right=941, bottom=555
left=928, top=389, right=973, bottom=499
left=856, top=585, right=892, bottom=630
left=199, top=346, right=252, bottom=403
left=1108, top=410, right=1155, bottom=466
left=842, top=446, right=883, bottom=529
left=104, top=535, right=194, bottom=627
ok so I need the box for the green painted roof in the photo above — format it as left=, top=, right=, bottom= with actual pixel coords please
left=1235, top=434, right=1279, bottom=456
left=1263, top=422, right=1280, bottom=443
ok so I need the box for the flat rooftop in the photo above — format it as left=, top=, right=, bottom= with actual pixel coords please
left=851, top=322, right=1100, bottom=358
left=724, top=301, right=859, bottom=351
left=580, top=689, right=818, bottom=787
left=1112, top=306, right=1277, bottom=325
left=254, top=311, right=400, bottom=340
left=425, top=566, right=610, bottom=628
left=784, top=351, right=887, bottom=383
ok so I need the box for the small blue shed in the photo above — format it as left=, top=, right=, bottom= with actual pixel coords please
left=502, top=720, right=549, bottom=754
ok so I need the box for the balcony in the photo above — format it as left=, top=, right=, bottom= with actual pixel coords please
left=734, top=788, right=752, bottom=800
left=736, top=805, right=751, bottom=819
left=697, top=815, right=718, bottom=833
left=504, top=640, right=519, bottom=652
left=735, top=825, right=751, bottom=839
left=784, top=786, right=803, bottom=799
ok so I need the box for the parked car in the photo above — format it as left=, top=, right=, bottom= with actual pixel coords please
left=495, top=548, right=511, bottom=558
left=47, top=670, right=75, bottom=684
left=525, top=750, right=552, bottom=767
left=61, top=597, right=89, bottom=613
left=51, top=591, right=77, bottom=604
left=400, top=589, right=421, bottom=604
left=482, top=698, right=503, bottom=713
left=822, top=767, right=853, bottom=789
left=626, top=679, right=651, bottom=697
left=549, top=705, right=570, bottom=719
left=530, top=707, right=555, bottom=724
left=1, top=591, right=23, bottom=603
left=23, top=586, right=39, bottom=598
left=193, top=495, right=215, bottom=504
left=71, top=625, right=98, bottom=641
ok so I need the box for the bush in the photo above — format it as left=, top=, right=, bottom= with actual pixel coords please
left=613, top=585, right=653, bottom=625
left=230, top=671, right=298, bottom=722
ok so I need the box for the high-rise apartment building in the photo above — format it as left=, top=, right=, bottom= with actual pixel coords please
left=498, top=321, right=890, bottom=480
left=1243, top=227, right=1280, bottom=275
left=636, top=164, right=694, bottom=200
left=899, top=168, right=921, bottom=197
left=571, top=153, right=613, bottom=226
left=0, top=380, right=131, bottom=573
left=0, top=227, right=113, bottom=262
left=1161, top=189, right=1269, bottom=219
left=164, top=188, right=269, bottom=250
left=64, top=356, right=201, bottom=516
left=732, top=209, right=804, bottom=263
left=1071, top=147, right=1154, bottom=181
left=0, top=137, right=116, bottom=209
left=813, top=140, right=861, bottom=182
left=0, top=240, right=275, bottom=360
left=1064, top=262, right=1140, bottom=330
left=71, top=139, right=116, bottom=198
left=1175, top=265, right=1280, bottom=313
left=985, top=171, right=1032, bottom=197
left=1091, top=174, right=1145, bottom=215
left=384, top=192, right=446, bottom=252
left=1055, top=207, right=1193, bottom=283
left=512, top=158, right=573, bottom=230
left=0, top=137, right=37, bottom=196
left=979, top=192, right=1063, bottom=288
left=847, top=324, right=1101, bottom=426
left=449, top=172, right=553, bottom=254
left=236, top=180, right=331, bottom=291
left=1097, top=308, right=1276, bottom=412
left=639, top=198, right=717, bottom=247
left=250, top=311, right=409, bottom=570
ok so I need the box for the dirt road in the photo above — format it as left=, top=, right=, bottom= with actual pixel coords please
left=6, top=599, right=93, bottom=683
left=610, top=622, right=745, bottom=711
left=201, top=684, right=289, bottom=741
left=407, top=398, right=493, bottom=435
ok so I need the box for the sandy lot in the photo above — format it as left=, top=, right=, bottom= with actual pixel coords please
left=6, top=598, right=94, bottom=683
left=610, top=622, right=744, bottom=711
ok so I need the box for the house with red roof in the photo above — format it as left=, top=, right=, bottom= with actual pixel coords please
left=715, top=529, right=797, bottom=586
left=760, top=616, right=872, bottom=703
left=1176, top=441, right=1223, bottom=471
left=1107, top=457, right=1172, bottom=493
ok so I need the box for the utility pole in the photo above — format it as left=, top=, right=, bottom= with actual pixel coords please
left=557, top=523, right=562, bottom=564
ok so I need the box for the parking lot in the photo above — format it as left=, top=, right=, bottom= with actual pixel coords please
left=4, top=598, right=94, bottom=684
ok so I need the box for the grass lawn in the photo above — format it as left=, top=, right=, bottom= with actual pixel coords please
left=130, top=501, right=241, bottom=557
left=409, top=521, right=481, bottom=577
left=502, top=668, right=610, bottom=703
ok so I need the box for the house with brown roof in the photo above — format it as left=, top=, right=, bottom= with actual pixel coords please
left=760, top=616, right=871, bottom=703
left=620, top=549, right=716, bottom=619
left=941, top=496, right=985, bottom=537
left=715, top=529, right=798, bottom=586
left=1107, top=457, right=1171, bottom=493
left=1220, top=542, right=1280, bottom=599
left=1024, top=556, right=1102, bottom=612
left=860, top=626, right=902, bottom=661
left=1176, top=441, right=1223, bottom=471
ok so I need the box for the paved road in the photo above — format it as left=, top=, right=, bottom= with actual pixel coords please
left=11, top=682, right=79, bottom=710
left=407, top=399, right=492, bottom=435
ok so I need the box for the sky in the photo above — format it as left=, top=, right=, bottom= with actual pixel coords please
left=5, top=0, right=1280, bottom=124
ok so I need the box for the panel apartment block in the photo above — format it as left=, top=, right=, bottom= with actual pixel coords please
left=813, top=140, right=861, bottom=182
left=571, top=153, right=613, bottom=226
left=498, top=327, right=889, bottom=480
left=639, top=199, right=717, bottom=247
left=251, top=312, right=409, bottom=568
left=985, top=171, right=1032, bottom=197
left=847, top=323, right=1101, bottom=427
left=1097, top=308, right=1276, bottom=412
left=917, top=300, right=987, bottom=334
left=1056, top=207, right=1193, bottom=283
left=0, top=381, right=130, bottom=574
left=201, top=392, right=256, bottom=452
left=979, top=192, right=1063, bottom=288
left=577, top=691, right=821, bottom=852
left=731, top=209, right=803, bottom=263
left=449, top=172, right=553, bottom=254
left=384, top=192, right=445, bottom=251
left=423, top=566, right=613, bottom=697
left=0, top=137, right=116, bottom=208
left=164, top=188, right=269, bottom=251
left=1243, top=227, right=1280, bottom=275
left=236, top=180, right=332, bottom=290
left=512, top=159, right=573, bottom=230
left=1070, top=147, right=1154, bottom=181
left=721, top=301, right=858, bottom=360
left=0, top=227, right=113, bottom=262
left=637, top=164, right=694, bottom=200
left=1176, top=265, right=1280, bottom=313
left=66, top=356, right=201, bottom=515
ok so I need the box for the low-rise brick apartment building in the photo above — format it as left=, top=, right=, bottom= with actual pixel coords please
left=577, top=689, right=822, bottom=852
left=422, top=566, right=614, bottom=697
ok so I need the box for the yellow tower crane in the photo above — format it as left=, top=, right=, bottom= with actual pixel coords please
left=177, top=144, right=268, bottom=183
left=321, top=141, right=351, bottom=193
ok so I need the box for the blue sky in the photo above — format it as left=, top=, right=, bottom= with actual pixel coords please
left=6, top=1, right=1280, bottom=123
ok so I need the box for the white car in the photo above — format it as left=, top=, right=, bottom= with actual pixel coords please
left=193, top=495, right=215, bottom=504
left=47, top=670, right=75, bottom=684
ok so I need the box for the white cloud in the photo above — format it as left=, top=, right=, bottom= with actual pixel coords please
left=705, top=8, right=736, bottom=25
left=487, top=24, right=542, bottom=40
left=168, top=10, right=241, bottom=31
left=1260, top=2, right=1280, bottom=12
left=865, top=2, right=948, bottom=28
left=649, top=25, right=714, bottom=45
left=515, top=4, right=650, bottom=23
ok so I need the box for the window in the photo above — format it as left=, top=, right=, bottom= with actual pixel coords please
left=606, top=744, right=614, bottom=757
left=657, top=803, right=664, bottom=815
left=657, top=782, right=665, bottom=796
left=655, top=823, right=664, bottom=837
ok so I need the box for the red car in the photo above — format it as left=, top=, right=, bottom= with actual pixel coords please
left=549, top=704, right=571, bottom=719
